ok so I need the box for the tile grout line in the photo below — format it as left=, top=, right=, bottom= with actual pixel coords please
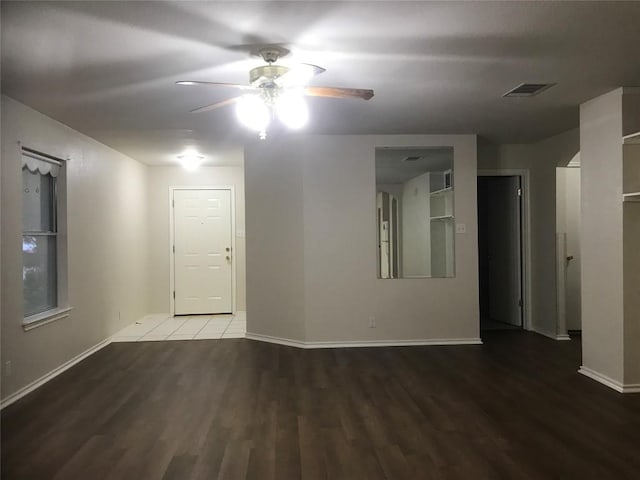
left=141, top=315, right=186, bottom=341
left=140, top=315, right=173, bottom=339
left=165, top=316, right=189, bottom=337
left=221, top=317, right=234, bottom=335
left=172, top=316, right=210, bottom=339
left=193, top=317, right=213, bottom=336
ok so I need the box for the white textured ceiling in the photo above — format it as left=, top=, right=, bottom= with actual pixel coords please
left=2, top=1, right=640, bottom=166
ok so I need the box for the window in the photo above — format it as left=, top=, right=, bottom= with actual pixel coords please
left=21, top=148, right=67, bottom=324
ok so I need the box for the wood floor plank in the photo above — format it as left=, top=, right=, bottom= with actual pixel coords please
left=3, top=332, right=640, bottom=479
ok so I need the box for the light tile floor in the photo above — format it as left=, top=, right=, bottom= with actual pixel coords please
left=112, top=311, right=246, bottom=342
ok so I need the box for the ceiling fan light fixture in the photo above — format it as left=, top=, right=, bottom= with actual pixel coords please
left=236, top=94, right=271, bottom=132
left=178, top=48, right=372, bottom=139
left=276, top=92, right=309, bottom=129
left=177, top=150, right=204, bottom=171
left=277, top=65, right=316, bottom=87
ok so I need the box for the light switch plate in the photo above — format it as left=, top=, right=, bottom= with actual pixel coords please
left=456, top=223, right=466, bottom=234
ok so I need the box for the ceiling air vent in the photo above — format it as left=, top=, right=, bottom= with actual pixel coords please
left=402, top=156, right=422, bottom=162
left=503, top=83, right=555, bottom=97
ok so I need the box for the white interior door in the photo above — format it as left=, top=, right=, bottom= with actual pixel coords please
left=173, top=189, right=232, bottom=314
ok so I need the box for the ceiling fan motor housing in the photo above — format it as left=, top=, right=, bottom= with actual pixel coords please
left=249, top=65, right=289, bottom=87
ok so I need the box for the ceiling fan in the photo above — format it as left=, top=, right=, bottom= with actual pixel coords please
left=176, top=46, right=374, bottom=138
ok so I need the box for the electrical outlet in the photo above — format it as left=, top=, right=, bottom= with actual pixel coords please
left=5, top=360, right=12, bottom=377
left=368, top=316, right=376, bottom=328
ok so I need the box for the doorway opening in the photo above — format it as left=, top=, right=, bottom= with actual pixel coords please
left=477, top=174, right=526, bottom=332
left=556, top=161, right=581, bottom=336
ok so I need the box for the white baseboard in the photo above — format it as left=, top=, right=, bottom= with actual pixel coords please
left=1, top=336, right=113, bottom=410
left=579, top=366, right=640, bottom=393
left=246, top=332, right=482, bottom=349
left=245, top=333, right=307, bottom=348
left=532, top=328, right=571, bottom=341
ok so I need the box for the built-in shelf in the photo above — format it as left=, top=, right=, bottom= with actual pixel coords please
left=430, top=215, right=454, bottom=221
left=430, top=187, right=453, bottom=196
left=623, top=131, right=640, bottom=144
left=623, top=192, right=640, bottom=202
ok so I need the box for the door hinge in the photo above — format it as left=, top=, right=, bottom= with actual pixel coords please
left=172, top=245, right=175, bottom=253
left=173, top=291, right=175, bottom=299
left=518, top=298, right=523, bottom=307
left=172, top=199, right=175, bottom=207
left=517, top=188, right=522, bottom=197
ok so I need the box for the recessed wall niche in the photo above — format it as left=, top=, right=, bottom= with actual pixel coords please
left=375, top=147, right=454, bottom=278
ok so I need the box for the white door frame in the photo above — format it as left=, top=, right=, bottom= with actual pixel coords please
left=477, top=169, right=531, bottom=331
left=169, top=186, right=236, bottom=315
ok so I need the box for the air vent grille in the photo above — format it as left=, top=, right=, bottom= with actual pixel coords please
left=503, top=83, right=555, bottom=97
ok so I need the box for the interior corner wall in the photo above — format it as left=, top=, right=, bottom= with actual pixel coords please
left=621, top=88, right=640, bottom=386
left=1, top=96, right=149, bottom=401
left=477, top=128, right=579, bottom=338
left=244, top=138, right=306, bottom=342
left=246, top=134, right=479, bottom=345
left=146, top=165, right=246, bottom=314
left=580, top=89, right=625, bottom=383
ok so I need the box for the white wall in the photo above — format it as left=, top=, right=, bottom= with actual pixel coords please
left=401, top=172, right=431, bottom=277
left=246, top=134, right=479, bottom=344
left=1, top=96, right=148, bottom=401
left=478, top=128, right=579, bottom=337
left=146, top=166, right=246, bottom=313
left=580, top=89, right=625, bottom=383
left=580, top=88, right=640, bottom=388
left=244, top=139, right=306, bottom=342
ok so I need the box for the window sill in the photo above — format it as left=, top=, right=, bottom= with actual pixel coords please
left=23, top=307, right=73, bottom=331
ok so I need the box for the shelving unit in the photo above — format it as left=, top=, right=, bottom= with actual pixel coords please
left=622, top=131, right=640, bottom=144
left=429, top=171, right=454, bottom=277
left=623, top=143, right=640, bottom=202
left=623, top=192, right=640, bottom=202
left=430, top=187, right=452, bottom=196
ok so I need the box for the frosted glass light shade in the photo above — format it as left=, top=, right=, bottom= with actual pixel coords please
left=178, top=152, right=204, bottom=171
left=276, top=92, right=308, bottom=129
left=236, top=94, right=270, bottom=132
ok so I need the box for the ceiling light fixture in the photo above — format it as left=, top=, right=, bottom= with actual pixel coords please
left=235, top=89, right=309, bottom=139
left=236, top=94, right=271, bottom=135
left=177, top=150, right=204, bottom=171
left=276, top=91, right=309, bottom=129
left=177, top=46, right=374, bottom=141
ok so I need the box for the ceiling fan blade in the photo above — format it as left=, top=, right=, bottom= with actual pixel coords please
left=189, top=96, right=240, bottom=113
left=304, top=86, right=374, bottom=100
left=276, top=63, right=326, bottom=87
left=176, top=80, right=255, bottom=90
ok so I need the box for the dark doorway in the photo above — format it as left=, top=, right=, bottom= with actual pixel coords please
left=478, top=176, right=523, bottom=331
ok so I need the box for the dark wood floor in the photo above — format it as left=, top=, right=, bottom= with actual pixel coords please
left=2, top=332, right=640, bottom=479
